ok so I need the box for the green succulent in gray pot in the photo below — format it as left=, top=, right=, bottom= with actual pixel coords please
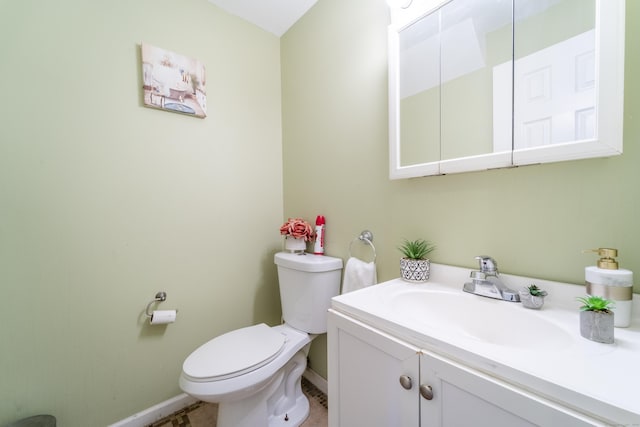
left=519, top=284, right=548, bottom=309
left=398, top=239, right=436, bottom=283
left=577, top=295, right=615, bottom=344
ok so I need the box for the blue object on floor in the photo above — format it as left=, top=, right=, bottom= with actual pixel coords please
left=5, top=415, right=56, bottom=427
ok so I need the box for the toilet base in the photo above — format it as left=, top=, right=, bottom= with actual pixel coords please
left=217, top=350, right=310, bottom=427
left=268, top=390, right=309, bottom=427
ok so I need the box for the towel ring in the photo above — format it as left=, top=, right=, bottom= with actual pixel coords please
left=348, top=230, right=377, bottom=263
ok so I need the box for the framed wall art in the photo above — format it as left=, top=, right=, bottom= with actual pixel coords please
left=141, top=43, right=207, bottom=118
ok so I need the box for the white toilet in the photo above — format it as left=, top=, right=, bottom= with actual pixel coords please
left=179, top=252, right=343, bottom=427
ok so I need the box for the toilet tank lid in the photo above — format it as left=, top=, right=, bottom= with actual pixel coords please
left=274, top=252, right=343, bottom=272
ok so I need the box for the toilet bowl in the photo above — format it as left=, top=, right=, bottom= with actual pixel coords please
left=179, top=252, right=343, bottom=427
left=180, top=324, right=310, bottom=402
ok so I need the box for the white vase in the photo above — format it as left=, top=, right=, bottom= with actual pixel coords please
left=284, top=236, right=306, bottom=253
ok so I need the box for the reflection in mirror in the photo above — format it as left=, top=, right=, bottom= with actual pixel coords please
left=441, top=0, right=512, bottom=160
left=398, top=0, right=514, bottom=165
left=494, top=0, right=597, bottom=151
left=398, top=11, right=440, bottom=167
left=389, top=0, right=623, bottom=179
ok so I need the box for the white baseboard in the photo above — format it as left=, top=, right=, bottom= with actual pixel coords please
left=109, top=369, right=327, bottom=427
left=303, top=367, right=328, bottom=396
left=108, top=393, right=198, bottom=427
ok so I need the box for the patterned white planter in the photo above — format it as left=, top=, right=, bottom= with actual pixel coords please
left=400, top=258, right=430, bottom=283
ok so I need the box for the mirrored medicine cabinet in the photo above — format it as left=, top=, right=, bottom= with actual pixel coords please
left=388, top=0, right=625, bottom=179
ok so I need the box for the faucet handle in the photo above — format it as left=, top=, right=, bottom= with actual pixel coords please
left=475, top=256, right=498, bottom=274
left=469, top=271, right=486, bottom=280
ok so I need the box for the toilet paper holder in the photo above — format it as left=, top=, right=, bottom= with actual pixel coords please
left=145, top=291, right=167, bottom=317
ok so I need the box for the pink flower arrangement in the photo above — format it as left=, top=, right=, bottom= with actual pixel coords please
left=280, top=217, right=315, bottom=242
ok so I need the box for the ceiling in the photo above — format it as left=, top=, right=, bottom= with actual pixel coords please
left=207, top=0, right=318, bottom=37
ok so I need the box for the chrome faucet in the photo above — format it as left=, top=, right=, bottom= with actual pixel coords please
left=463, top=256, right=520, bottom=302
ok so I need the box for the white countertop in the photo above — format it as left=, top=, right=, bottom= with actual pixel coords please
left=331, top=263, right=640, bottom=425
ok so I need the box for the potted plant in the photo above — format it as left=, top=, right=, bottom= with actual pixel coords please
left=398, top=239, right=436, bottom=283
left=577, top=295, right=615, bottom=344
left=519, top=284, right=547, bottom=309
left=280, top=218, right=314, bottom=252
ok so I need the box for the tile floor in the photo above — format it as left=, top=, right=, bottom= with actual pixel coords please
left=148, top=377, right=328, bottom=427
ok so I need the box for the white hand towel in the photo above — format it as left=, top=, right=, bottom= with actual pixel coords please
left=342, top=257, right=377, bottom=294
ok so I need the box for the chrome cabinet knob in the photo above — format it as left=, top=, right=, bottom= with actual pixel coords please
left=399, top=375, right=413, bottom=390
left=420, top=384, right=434, bottom=400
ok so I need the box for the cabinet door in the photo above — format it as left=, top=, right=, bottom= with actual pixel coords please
left=328, top=310, right=420, bottom=427
left=419, top=350, right=605, bottom=427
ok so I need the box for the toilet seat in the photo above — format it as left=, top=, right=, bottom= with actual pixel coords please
left=182, top=323, right=286, bottom=382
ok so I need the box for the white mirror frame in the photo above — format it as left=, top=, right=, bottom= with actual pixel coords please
left=389, top=0, right=625, bottom=180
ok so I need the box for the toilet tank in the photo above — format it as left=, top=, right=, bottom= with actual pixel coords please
left=274, top=252, right=343, bottom=334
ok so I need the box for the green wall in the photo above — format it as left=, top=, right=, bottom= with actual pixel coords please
left=282, top=0, right=639, bottom=379
left=0, top=1, right=284, bottom=425
left=1, top=0, right=637, bottom=423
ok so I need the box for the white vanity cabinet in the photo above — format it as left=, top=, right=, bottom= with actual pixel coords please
left=328, top=310, right=604, bottom=427
left=328, top=309, right=421, bottom=426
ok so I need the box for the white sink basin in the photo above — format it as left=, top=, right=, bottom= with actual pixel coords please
left=390, top=288, right=573, bottom=349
